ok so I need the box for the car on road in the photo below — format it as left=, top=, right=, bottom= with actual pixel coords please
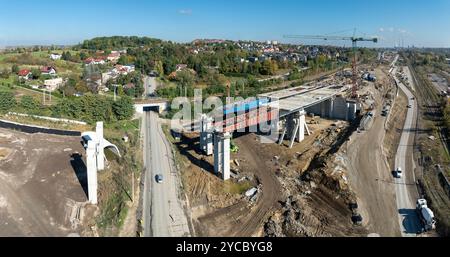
left=155, top=174, right=164, bottom=183
left=149, top=71, right=159, bottom=77
left=394, top=167, right=403, bottom=178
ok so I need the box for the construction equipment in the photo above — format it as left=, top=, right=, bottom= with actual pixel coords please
left=284, top=32, right=378, bottom=98
left=416, top=199, right=436, bottom=232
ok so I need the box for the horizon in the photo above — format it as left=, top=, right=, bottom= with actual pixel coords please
left=2, top=36, right=450, bottom=50
left=0, top=0, right=449, bottom=48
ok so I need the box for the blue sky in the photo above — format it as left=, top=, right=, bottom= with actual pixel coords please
left=0, top=0, right=449, bottom=47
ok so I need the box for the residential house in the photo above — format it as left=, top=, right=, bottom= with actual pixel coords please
left=115, top=64, right=135, bottom=75
left=85, top=57, right=106, bottom=65
left=41, top=66, right=57, bottom=76
left=107, top=51, right=121, bottom=63
left=176, top=64, right=188, bottom=72
left=44, top=78, right=64, bottom=92
left=102, top=71, right=119, bottom=84
left=50, top=53, right=62, bottom=60
left=18, top=69, right=32, bottom=80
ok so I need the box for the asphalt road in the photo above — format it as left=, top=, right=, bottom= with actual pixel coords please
left=144, top=76, right=157, bottom=98
left=392, top=56, right=422, bottom=236
left=142, top=111, right=190, bottom=237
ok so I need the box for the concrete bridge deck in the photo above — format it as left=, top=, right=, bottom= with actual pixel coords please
left=260, top=84, right=352, bottom=117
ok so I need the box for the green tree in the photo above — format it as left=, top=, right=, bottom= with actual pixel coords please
left=20, top=95, right=39, bottom=111
left=11, top=64, right=19, bottom=74
left=113, top=96, right=135, bottom=120
left=0, top=92, right=16, bottom=112
left=0, top=69, right=10, bottom=79
left=62, top=51, right=73, bottom=61
left=30, top=68, right=41, bottom=80
left=176, top=70, right=195, bottom=88
left=79, top=52, right=88, bottom=61
left=154, top=60, right=164, bottom=76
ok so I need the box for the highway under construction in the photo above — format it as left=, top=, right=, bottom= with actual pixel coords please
left=157, top=50, right=444, bottom=237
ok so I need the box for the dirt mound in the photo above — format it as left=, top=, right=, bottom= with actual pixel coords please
left=265, top=122, right=368, bottom=237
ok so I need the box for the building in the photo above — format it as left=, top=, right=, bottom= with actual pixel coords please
left=102, top=71, right=119, bottom=84
left=107, top=51, right=121, bottom=63
left=176, top=64, right=188, bottom=71
left=114, top=64, right=135, bottom=75
left=446, top=58, right=450, bottom=65
left=50, top=53, right=62, bottom=60
left=44, top=78, right=64, bottom=91
left=85, top=57, right=106, bottom=65
left=18, top=69, right=32, bottom=80
left=41, top=66, right=57, bottom=76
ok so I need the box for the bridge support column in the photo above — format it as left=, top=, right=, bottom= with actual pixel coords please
left=86, top=140, right=98, bottom=205
left=200, top=115, right=214, bottom=156
left=346, top=101, right=358, bottom=121
left=286, top=111, right=307, bottom=148
left=214, top=132, right=231, bottom=181
left=329, top=98, right=335, bottom=118
left=96, top=122, right=105, bottom=171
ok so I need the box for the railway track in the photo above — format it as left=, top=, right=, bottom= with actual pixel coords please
left=406, top=57, right=449, bottom=157
left=404, top=53, right=450, bottom=234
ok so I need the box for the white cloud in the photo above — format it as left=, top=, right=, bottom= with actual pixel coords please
left=388, top=27, right=394, bottom=32
left=178, top=9, right=192, bottom=15
left=379, top=28, right=384, bottom=32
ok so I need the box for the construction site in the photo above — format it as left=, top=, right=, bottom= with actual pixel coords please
left=164, top=48, right=438, bottom=237
left=0, top=127, right=96, bottom=236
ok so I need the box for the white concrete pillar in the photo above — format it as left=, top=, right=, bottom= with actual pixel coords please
left=96, top=122, right=105, bottom=171
left=86, top=140, right=98, bottom=205
left=298, top=113, right=305, bottom=143
left=222, top=133, right=231, bottom=181
left=214, top=132, right=231, bottom=180
left=200, top=115, right=214, bottom=156
left=329, top=99, right=334, bottom=118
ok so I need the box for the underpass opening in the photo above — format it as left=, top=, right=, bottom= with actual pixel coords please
left=143, top=106, right=160, bottom=113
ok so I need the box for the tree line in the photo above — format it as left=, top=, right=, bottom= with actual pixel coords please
left=0, top=91, right=135, bottom=124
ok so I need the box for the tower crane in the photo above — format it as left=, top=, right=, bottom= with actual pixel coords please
left=283, top=34, right=378, bottom=98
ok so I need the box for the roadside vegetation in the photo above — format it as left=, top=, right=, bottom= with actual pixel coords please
left=96, top=119, right=142, bottom=236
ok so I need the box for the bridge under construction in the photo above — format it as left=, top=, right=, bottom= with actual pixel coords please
left=199, top=82, right=360, bottom=180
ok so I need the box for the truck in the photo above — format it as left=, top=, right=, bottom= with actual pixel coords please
left=416, top=199, right=436, bottom=232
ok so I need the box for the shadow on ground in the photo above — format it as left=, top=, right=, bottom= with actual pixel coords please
left=70, top=153, right=88, bottom=199
left=399, top=208, right=421, bottom=234
left=174, top=135, right=215, bottom=174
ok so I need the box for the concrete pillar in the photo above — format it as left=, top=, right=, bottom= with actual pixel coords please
left=86, top=140, right=98, bottom=205
left=320, top=101, right=326, bottom=118
left=214, top=132, right=231, bottom=180
left=298, top=113, right=305, bottom=143
left=200, top=115, right=214, bottom=156
left=347, top=101, right=357, bottom=121
left=329, top=99, right=334, bottom=118
left=96, top=122, right=105, bottom=171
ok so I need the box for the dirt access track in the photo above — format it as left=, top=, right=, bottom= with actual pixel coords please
left=0, top=128, right=91, bottom=236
